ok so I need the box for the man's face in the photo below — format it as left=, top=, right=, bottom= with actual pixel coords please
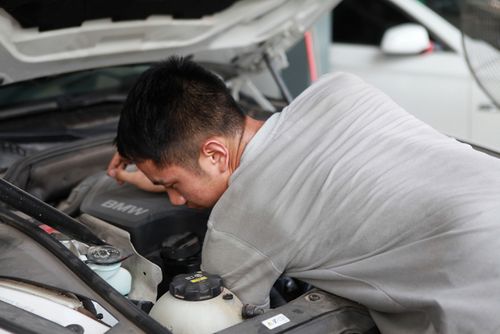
left=136, top=159, right=229, bottom=209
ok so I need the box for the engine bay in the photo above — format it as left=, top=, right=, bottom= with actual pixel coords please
left=1, top=135, right=310, bottom=304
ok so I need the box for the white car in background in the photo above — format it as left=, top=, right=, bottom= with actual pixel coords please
left=330, top=0, right=500, bottom=151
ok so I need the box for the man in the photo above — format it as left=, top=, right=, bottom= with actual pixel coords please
left=108, top=56, right=500, bottom=333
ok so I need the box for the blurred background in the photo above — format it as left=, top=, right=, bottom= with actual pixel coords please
left=284, top=0, right=500, bottom=152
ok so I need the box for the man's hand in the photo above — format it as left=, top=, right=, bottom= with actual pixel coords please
left=107, top=152, right=165, bottom=192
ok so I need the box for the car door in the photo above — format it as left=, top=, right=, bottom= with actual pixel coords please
left=330, top=0, right=472, bottom=143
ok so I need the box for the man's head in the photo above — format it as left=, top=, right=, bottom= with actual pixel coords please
left=116, top=56, right=245, bottom=170
left=115, top=56, right=246, bottom=208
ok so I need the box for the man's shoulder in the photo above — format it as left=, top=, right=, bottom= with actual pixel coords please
left=318, top=71, right=365, bottom=84
left=289, top=71, right=381, bottom=114
left=309, top=71, right=367, bottom=94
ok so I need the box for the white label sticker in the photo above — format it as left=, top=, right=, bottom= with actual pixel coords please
left=262, top=313, right=290, bottom=330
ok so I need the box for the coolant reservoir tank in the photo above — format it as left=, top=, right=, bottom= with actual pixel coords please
left=150, top=272, right=243, bottom=334
left=86, top=245, right=132, bottom=296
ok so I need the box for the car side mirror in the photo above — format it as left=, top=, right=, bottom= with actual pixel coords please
left=380, top=23, right=431, bottom=55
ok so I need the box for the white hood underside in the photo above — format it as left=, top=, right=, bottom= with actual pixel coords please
left=0, top=0, right=340, bottom=84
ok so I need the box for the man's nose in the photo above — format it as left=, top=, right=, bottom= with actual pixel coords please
left=166, top=189, right=186, bottom=206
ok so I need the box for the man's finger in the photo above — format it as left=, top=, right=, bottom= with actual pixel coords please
left=107, top=152, right=127, bottom=177
left=114, top=168, right=137, bottom=184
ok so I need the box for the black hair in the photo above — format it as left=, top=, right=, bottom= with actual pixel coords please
left=116, top=56, right=245, bottom=170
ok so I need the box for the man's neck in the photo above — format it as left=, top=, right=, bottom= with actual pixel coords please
left=230, top=116, right=266, bottom=172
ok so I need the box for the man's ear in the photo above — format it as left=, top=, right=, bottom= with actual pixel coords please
left=199, top=138, right=229, bottom=173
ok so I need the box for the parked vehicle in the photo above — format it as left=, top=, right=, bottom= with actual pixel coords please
left=331, top=0, right=500, bottom=151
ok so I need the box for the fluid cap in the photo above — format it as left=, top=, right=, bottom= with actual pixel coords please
left=87, top=245, right=121, bottom=264
left=169, top=272, right=223, bottom=301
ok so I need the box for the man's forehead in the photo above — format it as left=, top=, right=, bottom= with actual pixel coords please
left=136, top=160, right=158, bottom=172
left=136, top=160, right=165, bottom=178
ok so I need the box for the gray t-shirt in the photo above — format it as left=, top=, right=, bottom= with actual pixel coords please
left=202, top=72, right=500, bottom=333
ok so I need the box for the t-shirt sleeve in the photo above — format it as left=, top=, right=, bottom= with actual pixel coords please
left=201, top=226, right=283, bottom=309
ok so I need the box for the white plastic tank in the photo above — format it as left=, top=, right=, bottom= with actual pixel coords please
left=150, top=272, right=243, bottom=334
left=88, top=262, right=132, bottom=296
left=86, top=245, right=132, bottom=296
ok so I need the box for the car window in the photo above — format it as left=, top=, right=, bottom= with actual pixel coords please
left=331, top=0, right=453, bottom=51
left=423, top=0, right=460, bottom=28
left=332, top=0, right=414, bottom=46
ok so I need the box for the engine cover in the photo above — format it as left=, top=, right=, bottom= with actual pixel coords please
left=80, top=175, right=209, bottom=256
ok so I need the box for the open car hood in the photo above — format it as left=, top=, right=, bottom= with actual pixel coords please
left=0, top=0, right=339, bottom=84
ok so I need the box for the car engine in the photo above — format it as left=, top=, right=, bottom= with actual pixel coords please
left=71, top=172, right=209, bottom=297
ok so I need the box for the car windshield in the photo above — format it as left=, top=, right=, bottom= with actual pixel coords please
left=0, top=64, right=153, bottom=172
left=0, top=64, right=150, bottom=111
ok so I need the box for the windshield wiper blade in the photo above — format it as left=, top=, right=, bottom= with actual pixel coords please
left=0, top=126, right=118, bottom=142
left=0, top=101, right=58, bottom=121
left=57, top=93, right=127, bottom=109
left=0, top=93, right=127, bottom=121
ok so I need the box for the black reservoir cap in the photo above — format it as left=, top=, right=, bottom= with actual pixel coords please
left=169, top=272, right=223, bottom=301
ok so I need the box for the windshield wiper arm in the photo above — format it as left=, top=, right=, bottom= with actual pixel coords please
left=0, top=93, right=127, bottom=121
left=0, top=125, right=118, bottom=142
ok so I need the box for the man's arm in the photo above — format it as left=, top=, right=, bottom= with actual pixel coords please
left=106, top=152, right=165, bottom=192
